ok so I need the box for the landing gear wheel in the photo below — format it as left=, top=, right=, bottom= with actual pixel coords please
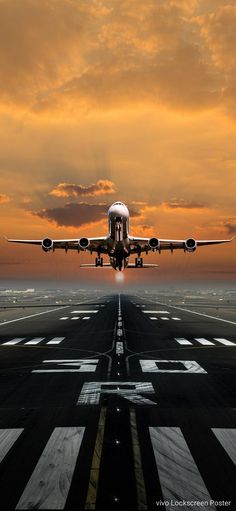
left=135, top=257, right=143, bottom=268
left=95, top=257, right=103, bottom=267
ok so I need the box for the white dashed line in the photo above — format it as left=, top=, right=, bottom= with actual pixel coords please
left=60, top=317, right=69, bottom=320
left=3, top=338, right=25, bottom=346
left=213, top=338, right=236, bottom=346
left=194, top=338, right=214, bottom=346
left=161, top=317, right=169, bottom=321
left=150, top=317, right=158, bottom=320
left=47, top=337, right=65, bottom=345
left=174, top=338, right=192, bottom=346
left=82, top=317, right=90, bottom=320
left=25, top=338, right=45, bottom=345
left=71, top=310, right=98, bottom=314
left=143, top=311, right=170, bottom=314
left=172, top=317, right=181, bottom=321
left=71, top=317, right=79, bottom=320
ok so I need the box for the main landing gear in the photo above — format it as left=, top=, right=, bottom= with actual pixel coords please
left=135, top=257, right=143, bottom=268
left=95, top=257, right=103, bottom=267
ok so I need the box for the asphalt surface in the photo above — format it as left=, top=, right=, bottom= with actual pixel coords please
left=0, top=291, right=235, bottom=510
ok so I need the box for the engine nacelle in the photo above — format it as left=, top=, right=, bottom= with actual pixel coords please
left=185, top=238, right=197, bottom=252
left=42, top=238, right=53, bottom=252
left=148, top=237, right=160, bottom=250
left=79, top=237, right=90, bottom=250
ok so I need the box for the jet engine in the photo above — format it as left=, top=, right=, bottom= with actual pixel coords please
left=42, top=238, right=53, bottom=252
left=148, top=237, right=160, bottom=250
left=79, top=237, right=90, bottom=249
left=185, top=238, right=197, bottom=252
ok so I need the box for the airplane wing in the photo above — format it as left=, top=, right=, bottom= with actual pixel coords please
left=128, top=236, right=234, bottom=253
left=5, top=236, right=108, bottom=253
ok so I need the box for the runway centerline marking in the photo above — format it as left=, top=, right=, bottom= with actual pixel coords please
left=0, top=305, right=71, bottom=327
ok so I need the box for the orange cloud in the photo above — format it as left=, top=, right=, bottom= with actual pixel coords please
left=49, top=180, right=116, bottom=198
left=162, top=198, right=206, bottom=209
left=0, top=193, right=11, bottom=204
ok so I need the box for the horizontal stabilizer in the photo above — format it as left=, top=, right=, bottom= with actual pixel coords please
left=80, top=263, right=112, bottom=268
left=127, top=263, right=159, bottom=268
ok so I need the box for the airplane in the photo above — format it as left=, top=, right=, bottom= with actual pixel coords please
left=6, top=201, right=233, bottom=271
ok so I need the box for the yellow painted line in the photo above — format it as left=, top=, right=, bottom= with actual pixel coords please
left=85, top=407, right=107, bottom=510
left=130, top=408, right=147, bottom=510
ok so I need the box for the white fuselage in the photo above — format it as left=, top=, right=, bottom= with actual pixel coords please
left=107, top=202, right=130, bottom=270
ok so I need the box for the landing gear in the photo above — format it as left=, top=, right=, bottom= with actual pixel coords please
left=135, top=257, right=143, bottom=268
left=95, top=257, right=103, bottom=267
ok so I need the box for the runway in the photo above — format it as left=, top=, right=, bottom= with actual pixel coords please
left=0, top=290, right=235, bottom=510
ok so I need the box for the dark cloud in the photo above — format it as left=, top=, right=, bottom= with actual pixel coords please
left=33, top=202, right=108, bottom=228
left=163, top=198, right=206, bottom=209
left=32, top=201, right=141, bottom=228
left=224, top=222, right=236, bottom=235
left=49, top=180, right=116, bottom=198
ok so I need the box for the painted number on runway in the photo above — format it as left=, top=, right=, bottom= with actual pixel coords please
left=140, top=359, right=207, bottom=374
left=32, top=359, right=99, bottom=373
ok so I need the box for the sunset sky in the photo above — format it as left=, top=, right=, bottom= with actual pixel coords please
left=0, top=0, right=235, bottom=287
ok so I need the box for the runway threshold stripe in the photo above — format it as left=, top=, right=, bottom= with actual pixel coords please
left=130, top=409, right=147, bottom=510
left=212, top=429, right=236, bottom=465
left=194, top=338, right=214, bottom=346
left=71, top=311, right=98, bottom=314
left=25, top=338, right=45, bottom=345
left=85, top=407, right=106, bottom=510
left=47, top=337, right=65, bottom=345
left=0, top=429, right=23, bottom=463
left=3, top=338, right=25, bottom=345
left=149, top=427, right=216, bottom=509
left=16, top=427, right=85, bottom=510
left=213, top=338, right=235, bottom=346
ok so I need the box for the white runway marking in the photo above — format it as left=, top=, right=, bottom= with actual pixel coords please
left=25, top=338, right=45, bottom=345
left=172, top=317, right=181, bottom=321
left=149, top=427, right=216, bottom=510
left=163, top=304, right=236, bottom=326
left=47, top=337, right=65, bottom=345
left=140, top=360, right=206, bottom=373
left=213, top=338, right=236, bottom=346
left=33, top=359, right=99, bottom=373
left=3, top=338, right=25, bottom=345
left=143, top=311, right=170, bottom=314
left=16, top=427, right=85, bottom=510
left=0, top=429, right=23, bottom=463
left=117, top=328, right=123, bottom=337
left=175, top=338, right=192, bottom=346
left=71, top=310, right=98, bottom=314
left=77, top=382, right=156, bottom=405
left=150, top=317, right=158, bottom=320
left=194, top=338, right=214, bottom=346
left=82, top=316, right=90, bottom=320
left=0, top=306, right=70, bottom=327
left=71, top=317, right=79, bottom=320
left=116, top=342, right=124, bottom=354
left=161, top=317, right=169, bottom=321
left=60, top=317, right=68, bottom=320
left=212, top=429, right=236, bottom=466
